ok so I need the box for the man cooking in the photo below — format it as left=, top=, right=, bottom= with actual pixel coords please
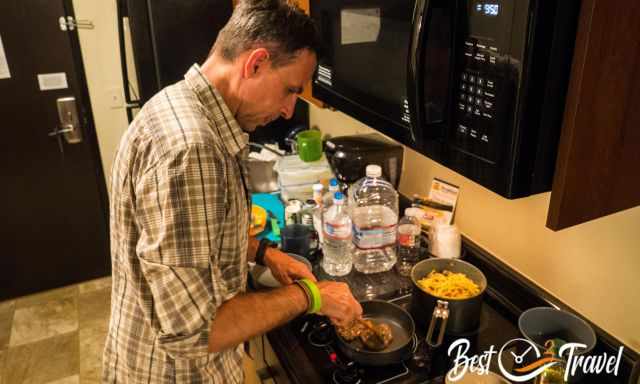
left=103, top=0, right=362, bottom=382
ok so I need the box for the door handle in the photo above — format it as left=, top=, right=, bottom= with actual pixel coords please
left=55, top=97, right=83, bottom=144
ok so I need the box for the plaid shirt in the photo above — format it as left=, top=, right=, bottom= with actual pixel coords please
left=103, top=64, right=250, bottom=383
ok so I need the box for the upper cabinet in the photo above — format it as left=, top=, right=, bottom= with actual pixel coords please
left=547, top=0, right=640, bottom=230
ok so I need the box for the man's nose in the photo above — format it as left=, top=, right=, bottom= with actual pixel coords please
left=280, top=95, right=297, bottom=119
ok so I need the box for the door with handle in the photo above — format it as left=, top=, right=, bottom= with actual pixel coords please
left=0, top=0, right=110, bottom=300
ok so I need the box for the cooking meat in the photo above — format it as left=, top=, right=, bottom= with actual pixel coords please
left=336, top=320, right=366, bottom=341
left=360, top=321, right=393, bottom=350
left=337, top=319, right=394, bottom=350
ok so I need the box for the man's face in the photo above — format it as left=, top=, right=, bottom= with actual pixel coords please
left=236, top=49, right=317, bottom=132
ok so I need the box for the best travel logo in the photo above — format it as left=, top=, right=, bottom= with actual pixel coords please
left=446, top=338, right=624, bottom=382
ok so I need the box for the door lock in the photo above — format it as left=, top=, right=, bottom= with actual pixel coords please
left=48, top=97, right=83, bottom=153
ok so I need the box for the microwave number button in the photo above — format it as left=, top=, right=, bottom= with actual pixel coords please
left=469, top=75, right=476, bottom=83
left=474, top=97, right=482, bottom=106
left=466, top=105, right=473, bottom=114
left=460, top=93, right=466, bottom=101
left=473, top=107, right=482, bottom=116
left=476, top=87, right=483, bottom=96
left=462, top=73, right=468, bottom=81
left=467, top=95, right=474, bottom=104
left=477, top=77, right=485, bottom=86
left=468, top=85, right=475, bottom=94
left=461, top=83, right=467, bottom=91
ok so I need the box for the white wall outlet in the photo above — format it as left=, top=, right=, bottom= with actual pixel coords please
left=107, top=87, right=123, bottom=109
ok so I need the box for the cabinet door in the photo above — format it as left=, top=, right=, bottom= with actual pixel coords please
left=547, top=0, right=640, bottom=230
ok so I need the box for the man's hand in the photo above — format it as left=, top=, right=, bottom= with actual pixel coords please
left=264, top=247, right=317, bottom=285
left=316, top=281, right=362, bottom=327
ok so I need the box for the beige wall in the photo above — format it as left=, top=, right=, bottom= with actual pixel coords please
left=310, top=105, right=640, bottom=353
left=73, top=0, right=132, bottom=188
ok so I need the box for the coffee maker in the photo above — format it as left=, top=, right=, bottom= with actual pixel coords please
left=324, top=134, right=404, bottom=188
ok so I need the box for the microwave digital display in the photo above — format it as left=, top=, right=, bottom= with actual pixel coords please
left=475, top=3, right=500, bottom=16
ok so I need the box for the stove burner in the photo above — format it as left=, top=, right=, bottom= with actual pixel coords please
left=308, top=320, right=333, bottom=347
left=332, top=361, right=362, bottom=384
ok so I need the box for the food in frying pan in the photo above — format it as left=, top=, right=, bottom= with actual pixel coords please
left=337, top=319, right=394, bottom=350
left=336, top=320, right=366, bottom=341
left=417, top=269, right=480, bottom=299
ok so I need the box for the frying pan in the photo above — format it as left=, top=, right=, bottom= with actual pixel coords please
left=335, top=300, right=415, bottom=366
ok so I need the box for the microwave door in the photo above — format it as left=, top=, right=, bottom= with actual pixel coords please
left=408, top=0, right=456, bottom=146
left=311, top=0, right=416, bottom=147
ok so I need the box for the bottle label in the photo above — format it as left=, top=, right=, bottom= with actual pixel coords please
left=324, top=221, right=351, bottom=240
left=398, top=233, right=416, bottom=247
left=353, top=223, right=397, bottom=249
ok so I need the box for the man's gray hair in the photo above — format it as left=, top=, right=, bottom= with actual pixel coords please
left=212, top=0, right=321, bottom=67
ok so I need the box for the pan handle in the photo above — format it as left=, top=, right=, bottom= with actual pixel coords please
left=426, top=300, right=449, bottom=348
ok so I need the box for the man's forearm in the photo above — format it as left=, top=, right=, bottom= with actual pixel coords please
left=208, top=283, right=308, bottom=353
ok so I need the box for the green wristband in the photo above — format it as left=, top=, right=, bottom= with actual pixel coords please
left=298, top=278, right=322, bottom=314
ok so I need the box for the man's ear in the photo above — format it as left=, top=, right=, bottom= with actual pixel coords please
left=243, top=48, right=270, bottom=79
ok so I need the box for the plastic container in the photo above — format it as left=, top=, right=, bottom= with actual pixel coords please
left=351, top=165, right=399, bottom=274
left=428, top=223, right=461, bottom=259
left=322, top=192, right=353, bottom=276
left=396, top=208, right=423, bottom=276
left=274, top=154, right=333, bottom=188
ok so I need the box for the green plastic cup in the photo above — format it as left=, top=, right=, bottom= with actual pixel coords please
left=296, top=130, right=323, bottom=162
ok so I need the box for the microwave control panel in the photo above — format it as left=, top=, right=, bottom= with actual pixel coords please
left=450, top=0, right=517, bottom=164
left=452, top=37, right=504, bottom=163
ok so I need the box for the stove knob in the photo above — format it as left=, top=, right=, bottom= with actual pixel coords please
left=333, top=362, right=361, bottom=384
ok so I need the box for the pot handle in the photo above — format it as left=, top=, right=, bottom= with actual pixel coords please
left=425, top=300, right=449, bottom=348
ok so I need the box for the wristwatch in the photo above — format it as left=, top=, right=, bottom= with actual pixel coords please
left=255, top=238, right=277, bottom=266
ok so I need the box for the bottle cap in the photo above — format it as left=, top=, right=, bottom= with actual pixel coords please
left=329, top=178, right=338, bottom=187
left=366, top=164, right=382, bottom=178
left=405, top=207, right=424, bottom=218
left=334, top=192, right=344, bottom=204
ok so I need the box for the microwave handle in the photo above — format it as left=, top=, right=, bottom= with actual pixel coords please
left=407, top=0, right=432, bottom=143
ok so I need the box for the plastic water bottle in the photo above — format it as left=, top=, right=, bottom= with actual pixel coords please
left=323, top=178, right=340, bottom=208
left=312, top=183, right=324, bottom=243
left=396, top=208, right=423, bottom=276
left=351, top=165, right=399, bottom=274
left=322, top=192, right=353, bottom=276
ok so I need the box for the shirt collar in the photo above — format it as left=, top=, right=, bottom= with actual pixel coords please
left=184, top=64, right=249, bottom=156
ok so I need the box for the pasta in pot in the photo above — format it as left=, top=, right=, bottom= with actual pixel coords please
left=417, top=269, right=480, bottom=299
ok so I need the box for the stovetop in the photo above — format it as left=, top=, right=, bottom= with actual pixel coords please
left=265, top=241, right=637, bottom=384
left=288, top=266, right=523, bottom=384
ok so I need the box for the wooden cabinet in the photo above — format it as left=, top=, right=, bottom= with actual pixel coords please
left=546, top=0, right=640, bottom=230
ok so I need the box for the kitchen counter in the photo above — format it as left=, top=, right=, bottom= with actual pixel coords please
left=264, top=239, right=638, bottom=384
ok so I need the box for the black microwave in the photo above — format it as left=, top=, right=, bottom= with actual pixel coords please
left=311, top=0, right=580, bottom=198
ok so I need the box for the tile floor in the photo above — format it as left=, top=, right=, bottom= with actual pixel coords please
left=0, top=277, right=111, bottom=384
left=0, top=278, right=265, bottom=384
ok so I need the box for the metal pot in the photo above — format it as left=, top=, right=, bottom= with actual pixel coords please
left=335, top=300, right=416, bottom=366
left=245, top=159, right=279, bottom=193
left=410, top=258, right=487, bottom=348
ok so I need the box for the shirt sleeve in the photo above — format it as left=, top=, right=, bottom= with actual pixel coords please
left=134, top=144, right=227, bottom=360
